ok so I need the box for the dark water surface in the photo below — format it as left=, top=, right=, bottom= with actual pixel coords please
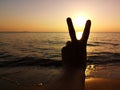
left=0, top=32, right=120, bottom=67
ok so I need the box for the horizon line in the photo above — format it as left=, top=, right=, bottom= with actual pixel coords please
left=0, top=31, right=120, bottom=33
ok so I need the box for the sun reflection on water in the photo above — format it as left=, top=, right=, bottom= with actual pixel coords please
left=85, top=64, right=96, bottom=76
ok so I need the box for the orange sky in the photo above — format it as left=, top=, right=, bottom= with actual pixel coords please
left=0, top=0, right=120, bottom=32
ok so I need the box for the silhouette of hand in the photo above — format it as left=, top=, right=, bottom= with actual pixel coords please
left=62, top=17, right=91, bottom=70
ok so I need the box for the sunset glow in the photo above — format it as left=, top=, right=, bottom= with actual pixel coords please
left=73, top=16, right=87, bottom=28
left=0, top=0, right=120, bottom=32
left=76, top=32, right=83, bottom=39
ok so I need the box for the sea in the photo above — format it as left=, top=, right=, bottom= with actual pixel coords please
left=0, top=32, right=120, bottom=86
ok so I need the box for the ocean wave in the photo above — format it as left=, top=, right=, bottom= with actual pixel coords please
left=87, top=44, right=99, bottom=46
left=93, top=42, right=120, bottom=46
left=89, top=52, right=120, bottom=57
left=0, top=56, right=62, bottom=67
left=0, top=55, right=120, bottom=67
left=0, top=52, right=13, bottom=58
left=88, top=57, right=120, bottom=65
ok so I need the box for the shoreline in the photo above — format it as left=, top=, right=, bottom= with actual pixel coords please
left=1, top=78, right=119, bottom=90
left=0, top=66, right=120, bottom=90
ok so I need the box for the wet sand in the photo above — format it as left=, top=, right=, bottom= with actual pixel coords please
left=85, top=78, right=120, bottom=90
left=0, top=66, right=120, bottom=90
left=18, top=78, right=120, bottom=90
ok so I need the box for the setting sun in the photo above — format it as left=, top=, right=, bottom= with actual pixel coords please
left=73, top=16, right=87, bottom=28
left=76, top=32, right=83, bottom=39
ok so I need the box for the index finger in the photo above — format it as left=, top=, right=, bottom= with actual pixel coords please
left=81, top=20, right=91, bottom=43
left=67, top=17, right=77, bottom=42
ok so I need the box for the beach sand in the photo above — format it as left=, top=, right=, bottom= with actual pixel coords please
left=1, top=78, right=119, bottom=90
left=0, top=67, right=120, bottom=90
left=85, top=78, right=120, bottom=90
